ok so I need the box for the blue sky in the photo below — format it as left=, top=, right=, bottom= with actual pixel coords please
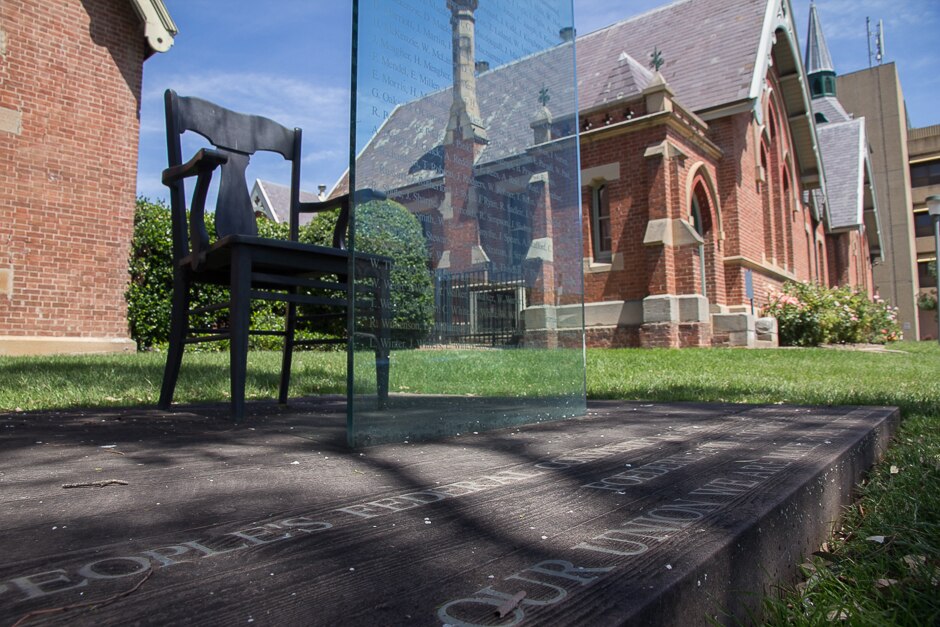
left=137, top=0, right=940, bottom=202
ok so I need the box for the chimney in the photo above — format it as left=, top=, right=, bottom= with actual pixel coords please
left=559, top=26, right=575, bottom=42
left=445, top=0, right=487, bottom=146
left=475, top=60, right=490, bottom=74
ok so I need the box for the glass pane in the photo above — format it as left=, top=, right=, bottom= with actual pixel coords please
left=920, top=261, right=938, bottom=288
left=347, top=0, right=584, bottom=446
left=915, top=212, right=933, bottom=238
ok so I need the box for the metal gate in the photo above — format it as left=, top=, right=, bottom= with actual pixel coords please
left=433, top=267, right=526, bottom=346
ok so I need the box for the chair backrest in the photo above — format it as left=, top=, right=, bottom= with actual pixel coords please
left=164, top=90, right=302, bottom=257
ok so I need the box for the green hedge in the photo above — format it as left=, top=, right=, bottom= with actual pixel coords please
left=763, top=281, right=902, bottom=346
left=126, top=198, right=433, bottom=351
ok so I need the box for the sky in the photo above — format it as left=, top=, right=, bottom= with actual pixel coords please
left=136, top=0, right=940, bottom=202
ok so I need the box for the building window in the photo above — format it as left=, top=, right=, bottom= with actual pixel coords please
left=761, top=147, right=775, bottom=261
left=507, top=195, right=531, bottom=267
left=591, top=184, right=612, bottom=261
left=817, top=240, right=827, bottom=285
left=915, top=211, right=935, bottom=238
left=920, top=260, right=938, bottom=289
left=911, top=159, right=940, bottom=188
left=691, top=194, right=707, bottom=297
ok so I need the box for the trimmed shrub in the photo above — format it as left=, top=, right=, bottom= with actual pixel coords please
left=763, top=281, right=901, bottom=347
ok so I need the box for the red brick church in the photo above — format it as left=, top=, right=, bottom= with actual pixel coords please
left=348, top=0, right=881, bottom=349
left=574, top=0, right=880, bottom=348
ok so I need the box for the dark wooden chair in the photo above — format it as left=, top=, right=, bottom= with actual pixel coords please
left=158, top=89, right=391, bottom=420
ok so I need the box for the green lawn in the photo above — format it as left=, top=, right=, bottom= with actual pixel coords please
left=1, top=343, right=938, bottom=624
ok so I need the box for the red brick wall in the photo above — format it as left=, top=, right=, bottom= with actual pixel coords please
left=579, top=123, right=663, bottom=303
left=0, top=0, right=144, bottom=338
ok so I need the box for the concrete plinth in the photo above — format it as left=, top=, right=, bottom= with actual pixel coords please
left=0, top=399, right=897, bottom=625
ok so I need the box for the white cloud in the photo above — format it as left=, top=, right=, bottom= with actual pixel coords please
left=142, top=72, right=348, bottom=136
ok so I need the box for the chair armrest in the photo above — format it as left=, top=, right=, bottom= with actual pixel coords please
left=163, top=149, right=228, bottom=271
left=295, top=189, right=387, bottom=250
left=162, top=148, right=228, bottom=186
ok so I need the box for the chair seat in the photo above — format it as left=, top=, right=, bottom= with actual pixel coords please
left=179, top=234, right=392, bottom=283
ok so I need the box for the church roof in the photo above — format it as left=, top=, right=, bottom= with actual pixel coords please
left=804, top=3, right=835, bottom=75
left=251, top=180, right=319, bottom=225
left=580, top=51, right=654, bottom=112
left=812, top=116, right=880, bottom=251
left=812, top=96, right=852, bottom=124
left=578, top=0, right=766, bottom=113
left=342, top=0, right=825, bottom=195
left=815, top=119, right=865, bottom=229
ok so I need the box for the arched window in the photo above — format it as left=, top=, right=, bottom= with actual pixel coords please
left=761, top=145, right=775, bottom=262
left=691, top=195, right=704, bottom=236
left=767, top=102, right=778, bottom=141
left=591, top=183, right=611, bottom=262
left=782, top=170, right=794, bottom=269
left=690, top=182, right=716, bottom=299
left=817, top=240, right=826, bottom=285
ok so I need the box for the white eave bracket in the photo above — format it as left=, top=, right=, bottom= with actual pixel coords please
left=129, top=0, right=178, bottom=54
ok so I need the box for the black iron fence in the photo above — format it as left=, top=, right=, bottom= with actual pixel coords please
left=433, top=267, right=525, bottom=346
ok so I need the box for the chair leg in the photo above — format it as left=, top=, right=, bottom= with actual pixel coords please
left=229, top=250, right=251, bottom=422
left=159, top=270, right=190, bottom=410
left=279, top=299, right=296, bottom=405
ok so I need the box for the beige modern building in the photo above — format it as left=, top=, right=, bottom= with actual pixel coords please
left=837, top=64, right=921, bottom=339
left=909, top=124, right=940, bottom=340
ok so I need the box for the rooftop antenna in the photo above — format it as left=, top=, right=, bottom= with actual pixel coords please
left=877, top=19, right=886, bottom=64
left=867, top=17, right=886, bottom=67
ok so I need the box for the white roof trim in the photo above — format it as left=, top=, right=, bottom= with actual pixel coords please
left=747, top=0, right=827, bottom=202
left=856, top=124, right=866, bottom=225
left=251, top=180, right=281, bottom=223
left=748, top=0, right=780, bottom=104
left=128, top=0, right=178, bottom=54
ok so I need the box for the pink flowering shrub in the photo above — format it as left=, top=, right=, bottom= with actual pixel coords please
left=763, top=282, right=901, bottom=347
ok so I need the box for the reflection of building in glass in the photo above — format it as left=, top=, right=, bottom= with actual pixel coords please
left=340, top=0, right=887, bottom=348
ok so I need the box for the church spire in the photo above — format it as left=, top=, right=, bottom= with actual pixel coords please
left=805, top=3, right=836, bottom=99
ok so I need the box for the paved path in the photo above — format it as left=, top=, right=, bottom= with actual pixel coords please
left=0, top=399, right=897, bottom=626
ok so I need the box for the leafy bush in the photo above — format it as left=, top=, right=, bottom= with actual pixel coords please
left=305, top=199, right=435, bottom=345
left=126, top=197, right=434, bottom=351
left=763, top=281, right=901, bottom=347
